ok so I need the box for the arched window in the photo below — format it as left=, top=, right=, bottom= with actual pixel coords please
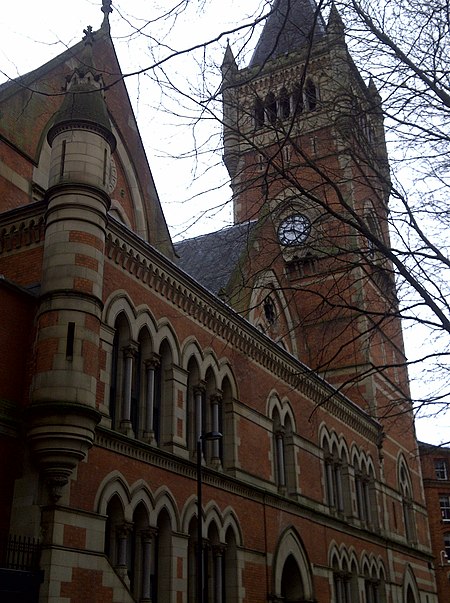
left=305, top=79, right=317, bottom=111
left=220, top=377, right=233, bottom=470
left=187, top=357, right=201, bottom=457
left=281, top=554, right=305, bottom=603
left=325, top=443, right=344, bottom=512
left=104, top=495, right=132, bottom=586
left=109, top=313, right=137, bottom=435
left=355, top=469, right=371, bottom=524
left=224, top=527, right=239, bottom=603
left=265, top=92, right=277, bottom=125
left=155, top=509, right=172, bottom=603
left=206, top=523, right=224, bottom=603
left=154, top=340, right=173, bottom=448
left=283, top=415, right=297, bottom=495
left=292, top=83, right=303, bottom=115
left=333, top=559, right=358, bottom=603
left=273, top=409, right=286, bottom=490
left=129, top=503, right=156, bottom=601
left=279, top=87, right=290, bottom=120
left=263, top=295, right=276, bottom=324
left=254, top=97, right=265, bottom=129
left=399, top=462, right=415, bottom=542
left=364, top=569, right=379, bottom=603
left=187, top=516, right=198, bottom=603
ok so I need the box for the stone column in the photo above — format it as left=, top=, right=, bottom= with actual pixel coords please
left=141, top=527, right=158, bottom=602
left=120, top=344, right=138, bottom=436
left=275, top=429, right=286, bottom=488
left=364, top=479, right=372, bottom=524
left=335, top=463, right=343, bottom=511
left=143, top=355, right=160, bottom=444
left=326, top=459, right=335, bottom=506
left=116, top=523, right=133, bottom=586
left=194, top=384, right=205, bottom=462
left=210, top=393, right=222, bottom=469
left=213, top=545, right=226, bottom=603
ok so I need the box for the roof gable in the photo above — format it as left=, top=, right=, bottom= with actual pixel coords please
left=0, top=24, right=174, bottom=258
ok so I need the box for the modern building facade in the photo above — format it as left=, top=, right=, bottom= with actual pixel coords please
left=419, top=442, right=450, bottom=603
left=0, top=1, right=438, bottom=602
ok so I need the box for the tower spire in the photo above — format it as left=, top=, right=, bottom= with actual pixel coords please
left=249, top=0, right=326, bottom=67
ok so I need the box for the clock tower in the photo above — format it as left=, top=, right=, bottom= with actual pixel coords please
left=221, top=0, right=409, bottom=415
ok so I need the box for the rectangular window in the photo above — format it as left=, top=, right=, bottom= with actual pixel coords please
left=435, top=459, right=448, bottom=480
left=440, top=495, right=450, bottom=520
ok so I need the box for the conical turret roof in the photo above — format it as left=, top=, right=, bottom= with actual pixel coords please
left=47, top=27, right=116, bottom=150
left=249, top=0, right=326, bottom=67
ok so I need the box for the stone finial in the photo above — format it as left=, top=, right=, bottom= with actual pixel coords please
left=101, top=0, right=113, bottom=29
left=83, top=25, right=95, bottom=46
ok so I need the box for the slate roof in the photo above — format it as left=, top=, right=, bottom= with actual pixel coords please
left=175, top=221, right=257, bottom=296
left=249, top=0, right=326, bottom=67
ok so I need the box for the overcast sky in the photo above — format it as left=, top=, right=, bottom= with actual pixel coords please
left=1, top=1, right=448, bottom=445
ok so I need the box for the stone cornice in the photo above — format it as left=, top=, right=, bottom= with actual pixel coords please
left=0, top=202, right=46, bottom=253
left=106, top=218, right=381, bottom=443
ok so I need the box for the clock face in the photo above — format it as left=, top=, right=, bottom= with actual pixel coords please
left=277, top=214, right=311, bottom=246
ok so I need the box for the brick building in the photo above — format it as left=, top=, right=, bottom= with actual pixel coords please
left=0, top=1, right=438, bottom=602
left=419, top=442, right=450, bottom=602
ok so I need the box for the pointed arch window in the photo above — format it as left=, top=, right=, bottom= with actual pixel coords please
left=265, top=92, right=277, bottom=125
left=273, top=410, right=286, bottom=490
left=279, top=87, right=290, bottom=120
left=255, top=97, right=265, bottom=129
left=325, top=445, right=344, bottom=512
left=305, top=79, right=317, bottom=111
left=399, top=463, right=415, bottom=542
left=292, top=83, right=304, bottom=115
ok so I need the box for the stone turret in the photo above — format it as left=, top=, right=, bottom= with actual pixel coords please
left=27, top=28, right=116, bottom=502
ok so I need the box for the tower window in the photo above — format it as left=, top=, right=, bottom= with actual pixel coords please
left=292, top=83, right=303, bottom=115
left=279, top=87, right=290, bottom=120
left=305, top=79, right=317, bottom=111
left=265, top=92, right=277, bottom=125
left=254, top=97, right=265, bottom=129
left=263, top=296, right=276, bottom=324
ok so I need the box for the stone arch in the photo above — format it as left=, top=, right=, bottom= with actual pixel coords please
left=135, top=307, right=158, bottom=341
left=129, top=480, right=156, bottom=517
left=154, top=319, right=181, bottom=365
left=95, top=470, right=131, bottom=516
left=103, top=291, right=137, bottom=331
left=181, top=337, right=205, bottom=371
left=153, top=487, right=181, bottom=532
left=248, top=270, right=298, bottom=356
left=180, top=495, right=198, bottom=535
left=222, top=508, right=243, bottom=547
left=272, top=527, right=314, bottom=602
left=204, top=502, right=224, bottom=540
left=110, top=123, right=148, bottom=241
left=218, top=360, right=239, bottom=400
left=201, top=351, right=221, bottom=384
